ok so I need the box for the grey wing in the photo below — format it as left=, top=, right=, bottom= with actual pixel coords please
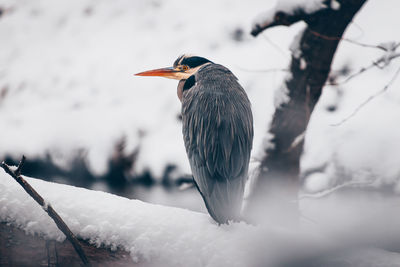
left=182, top=78, right=253, bottom=223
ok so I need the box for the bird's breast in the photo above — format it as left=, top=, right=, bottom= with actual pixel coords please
left=178, top=76, right=197, bottom=102
left=177, top=79, right=185, bottom=102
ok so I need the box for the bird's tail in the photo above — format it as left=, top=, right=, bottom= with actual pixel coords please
left=195, top=177, right=246, bottom=224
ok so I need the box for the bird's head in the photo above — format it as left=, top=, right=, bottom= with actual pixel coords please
left=135, top=54, right=212, bottom=80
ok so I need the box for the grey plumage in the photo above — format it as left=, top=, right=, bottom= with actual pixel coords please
left=135, top=55, right=253, bottom=224
left=181, top=63, right=253, bottom=224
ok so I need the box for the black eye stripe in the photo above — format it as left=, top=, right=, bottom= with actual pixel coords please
left=180, top=56, right=212, bottom=68
left=183, top=75, right=196, bottom=91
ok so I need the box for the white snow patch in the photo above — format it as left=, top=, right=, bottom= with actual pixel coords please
left=330, top=0, right=341, bottom=10
left=252, top=0, right=327, bottom=29
left=42, top=199, right=50, bottom=211
left=274, top=75, right=291, bottom=108
left=289, top=24, right=306, bottom=59
left=300, top=57, right=307, bottom=70
left=276, top=0, right=328, bottom=14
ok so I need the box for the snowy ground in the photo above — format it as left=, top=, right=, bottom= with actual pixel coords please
left=2, top=171, right=400, bottom=266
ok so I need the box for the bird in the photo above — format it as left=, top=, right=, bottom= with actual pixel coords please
left=135, top=54, right=253, bottom=224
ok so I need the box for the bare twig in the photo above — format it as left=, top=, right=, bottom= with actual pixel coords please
left=327, top=53, right=400, bottom=87
left=331, top=65, right=400, bottom=126
left=349, top=21, right=365, bottom=40
left=1, top=156, right=91, bottom=267
left=299, top=180, right=375, bottom=200
left=261, top=34, right=292, bottom=59
left=310, top=28, right=399, bottom=52
left=14, top=155, right=26, bottom=176
left=327, top=63, right=375, bottom=86
left=343, top=38, right=396, bottom=51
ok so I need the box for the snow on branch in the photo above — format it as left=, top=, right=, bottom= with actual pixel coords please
left=251, top=0, right=339, bottom=36
left=1, top=156, right=91, bottom=266
left=0, top=167, right=260, bottom=267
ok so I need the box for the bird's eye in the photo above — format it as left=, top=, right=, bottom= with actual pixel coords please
left=182, top=65, right=189, bottom=71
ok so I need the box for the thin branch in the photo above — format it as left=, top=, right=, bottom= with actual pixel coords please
left=251, top=9, right=315, bottom=37
left=299, top=180, right=375, bottom=200
left=309, top=28, right=400, bottom=52
left=1, top=156, right=91, bottom=267
left=261, top=34, right=292, bottom=59
left=14, top=155, right=26, bottom=176
left=327, top=53, right=400, bottom=86
left=348, top=21, right=365, bottom=40
left=331, top=65, right=400, bottom=126
left=343, top=38, right=393, bottom=51
left=327, top=63, right=375, bottom=86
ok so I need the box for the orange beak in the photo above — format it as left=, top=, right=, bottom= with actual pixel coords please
left=135, top=66, right=192, bottom=80
left=135, top=67, right=183, bottom=80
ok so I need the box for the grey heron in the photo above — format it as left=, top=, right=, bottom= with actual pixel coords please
left=136, top=54, right=253, bottom=224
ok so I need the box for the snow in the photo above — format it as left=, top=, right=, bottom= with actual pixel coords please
left=301, top=0, right=400, bottom=192
left=252, top=0, right=327, bottom=30
left=0, top=170, right=257, bottom=266
left=273, top=23, right=306, bottom=108
left=249, top=0, right=400, bottom=201
left=1, top=0, right=400, bottom=265
left=2, top=169, right=400, bottom=266
left=0, top=0, right=292, bottom=179
left=0, top=0, right=400, bottom=243
left=1, top=0, right=395, bottom=190
left=300, top=58, right=307, bottom=70
left=276, top=0, right=328, bottom=14
left=330, top=0, right=341, bottom=11
left=273, top=78, right=291, bottom=108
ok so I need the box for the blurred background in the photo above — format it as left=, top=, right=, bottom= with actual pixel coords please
left=1, top=0, right=399, bottom=214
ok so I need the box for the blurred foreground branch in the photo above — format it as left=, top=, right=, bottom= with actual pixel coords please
left=0, top=222, right=133, bottom=267
left=1, top=156, right=91, bottom=267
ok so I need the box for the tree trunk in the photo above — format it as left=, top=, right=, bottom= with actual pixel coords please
left=246, top=0, right=367, bottom=224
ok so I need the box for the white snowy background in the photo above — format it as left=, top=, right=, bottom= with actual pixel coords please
left=1, top=0, right=399, bottom=194
left=1, top=0, right=400, bottom=266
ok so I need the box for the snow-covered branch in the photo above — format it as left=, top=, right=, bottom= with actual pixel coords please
left=251, top=0, right=339, bottom=36
left=1, top=156, right=90, bottom=266
left=0, top=169, right=260, bottom=267
left=2, top=164, right=400, bottom=266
